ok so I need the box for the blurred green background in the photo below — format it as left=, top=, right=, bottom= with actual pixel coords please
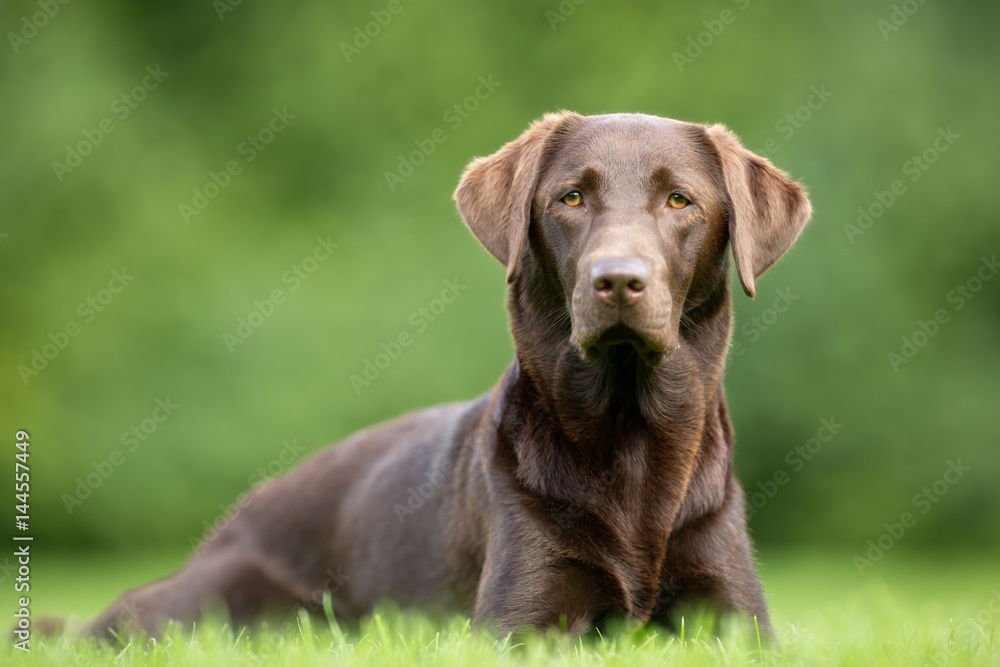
left=1, top=0, right=998, bottom=565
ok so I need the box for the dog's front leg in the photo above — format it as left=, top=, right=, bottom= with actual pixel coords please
left=652, top=485, right=772, bottom=637
left=472, top=529, right=621, bottom=636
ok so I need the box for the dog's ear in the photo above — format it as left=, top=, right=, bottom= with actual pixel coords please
left=454, top=111, right=581, bottom=283
left=706, top=124, right=812, bottom=299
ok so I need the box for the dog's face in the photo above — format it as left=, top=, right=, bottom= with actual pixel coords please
left=455, top=112, right=811, bottom=367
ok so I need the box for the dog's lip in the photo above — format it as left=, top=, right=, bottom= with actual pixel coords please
left=576, top=324, right=676, bottom=367
left=580, top=322, right=669, bottom=351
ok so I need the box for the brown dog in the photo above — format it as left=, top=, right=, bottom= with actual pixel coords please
left=80, top=111, right=810, bottom=639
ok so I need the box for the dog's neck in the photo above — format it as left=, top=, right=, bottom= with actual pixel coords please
left=492, top=271, right=736, bottom=595
left=504, top=270, right=733, bottom=452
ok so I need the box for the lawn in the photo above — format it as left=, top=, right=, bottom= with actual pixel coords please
left=3, top=550, right=997, bottom=665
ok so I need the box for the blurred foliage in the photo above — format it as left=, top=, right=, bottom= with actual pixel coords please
left=0, top=0, right=998, bottom=551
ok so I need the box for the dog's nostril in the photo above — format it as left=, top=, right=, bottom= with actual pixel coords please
left=589, top=257, right=651, bottom=304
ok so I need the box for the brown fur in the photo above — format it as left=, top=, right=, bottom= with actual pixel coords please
left=72, top=111, right=810, bottom=640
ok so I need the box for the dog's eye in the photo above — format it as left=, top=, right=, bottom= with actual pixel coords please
left=668, top=193, right=690, bottom=209
left=562, top=191, right=583, bottom=207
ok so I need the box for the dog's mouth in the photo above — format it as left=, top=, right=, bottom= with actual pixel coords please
left=577, top=323, right=674, bottom=368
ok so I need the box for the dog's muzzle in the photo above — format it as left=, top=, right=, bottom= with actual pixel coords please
left=570, top=255, right=678, bottom=367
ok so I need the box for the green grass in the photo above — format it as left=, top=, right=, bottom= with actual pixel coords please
left=3, top=550, right=998, bottom=665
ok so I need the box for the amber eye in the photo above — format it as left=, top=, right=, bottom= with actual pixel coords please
left=562, top=191, right=583, bottom=207
left=668, top=193, right=690, bottom=209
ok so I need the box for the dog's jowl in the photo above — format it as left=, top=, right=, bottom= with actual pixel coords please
left=75, top=112, right=811, bottom=639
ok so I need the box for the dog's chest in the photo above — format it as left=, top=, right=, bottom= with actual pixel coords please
left=538, top=469, right=676, bottom=618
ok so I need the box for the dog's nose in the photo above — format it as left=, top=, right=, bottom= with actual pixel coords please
left=590, top=257, right=649, bottom=307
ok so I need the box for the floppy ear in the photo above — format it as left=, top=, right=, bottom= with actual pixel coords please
left=454, top=111, right=581, bottom=283
left=706, top=124, right=812, bottom=299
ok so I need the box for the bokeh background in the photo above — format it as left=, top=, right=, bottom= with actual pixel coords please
left=1, top=0, right=998, bottom=611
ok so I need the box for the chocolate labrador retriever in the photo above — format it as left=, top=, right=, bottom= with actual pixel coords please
left=80, top=111, right=810, bottom=639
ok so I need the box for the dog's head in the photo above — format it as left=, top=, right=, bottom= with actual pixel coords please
left=455, top=112, right=810, bottom=367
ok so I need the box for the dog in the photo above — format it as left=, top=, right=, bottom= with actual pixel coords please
left=77, top=111, right=810, bottom=639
